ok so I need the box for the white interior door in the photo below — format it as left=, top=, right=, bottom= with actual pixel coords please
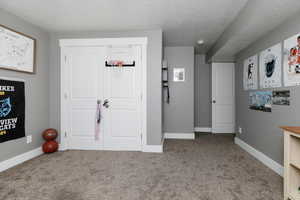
left=61, top=39, right=146, bottom=152
left=65, top=46, right=105, bottom=150
left=102, top=46, right=142, bottom=150
left=212, top=62, right=235, bottom=133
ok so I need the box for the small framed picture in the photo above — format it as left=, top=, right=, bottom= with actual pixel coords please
left=173, top=68, right=185, bottom=82
left=0, top=24, right=36, bottom=74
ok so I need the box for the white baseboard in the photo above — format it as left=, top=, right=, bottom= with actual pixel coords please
left=194, top=127, right=212, bottom=132
left=60, top=142, right=163, bottom=153
left=164, top=133, right=195, bottom=140
left=234, top=137, right=283, bottom=176
left=142, top=144, right=163, bottom=153
left=142, top=134, right=164, bottom=153
left=0, top=147, right=43, bottom=172
left=58, top=143, right=67, bottom=151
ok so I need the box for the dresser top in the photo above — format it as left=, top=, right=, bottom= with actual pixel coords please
left=280, top=126, right=300, bottom=135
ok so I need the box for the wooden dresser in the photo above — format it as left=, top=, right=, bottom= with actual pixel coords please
left=281, top=126, right=300, bottom=200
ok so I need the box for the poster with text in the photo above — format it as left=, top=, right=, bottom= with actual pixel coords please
left=243, top=54, right=258, bottom=90
left=0, top=79, right=25, bottom=143
left=259, top=43, right=282, bottom=88
left=283, top=34, right=300, bottom=86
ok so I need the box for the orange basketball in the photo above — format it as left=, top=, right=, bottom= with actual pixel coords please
left=42, top=128, right=58, bottom=141
left=42, top=141, right=59, bottom=153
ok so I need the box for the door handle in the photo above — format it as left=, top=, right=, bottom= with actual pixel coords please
left=212, top=100, right=216, bottom=104
left=103, top=99, right=109, bottom=108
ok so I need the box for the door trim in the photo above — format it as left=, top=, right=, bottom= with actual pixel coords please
left=59, top=37, right=148, bottom=151
left=60, top=37, right=148, bottom=47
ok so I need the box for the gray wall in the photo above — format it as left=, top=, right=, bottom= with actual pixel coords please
left=49, top=30, right=163, bottom=145
left=163, top=47, right=194, bottom=133
left=0, top=9, right=50, bottom=162
left=235, top=11, right=300, bottom=164
left=194, top=54, right=211, bottom=128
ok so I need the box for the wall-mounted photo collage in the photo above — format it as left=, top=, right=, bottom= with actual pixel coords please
left=243, top=33, right=300, bottom=90
left=248, top=90, right=291, bottom=112
left=243, top=34, right=300, bottom=111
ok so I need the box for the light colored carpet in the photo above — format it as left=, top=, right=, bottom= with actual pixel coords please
left=0, top=134, right=283, bottom=200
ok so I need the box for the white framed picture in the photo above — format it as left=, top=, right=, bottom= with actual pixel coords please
left=259, top=43, right=282, bottom=88
left=173, top=68, right=185, bottom=82
left=0, top=25, right=36, bottom=74
left=243, top=54, right=258, bottom=90
left=283, top=33, right=300, bottom=86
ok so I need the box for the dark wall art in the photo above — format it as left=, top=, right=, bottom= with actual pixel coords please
left=0, top=79, right=25, bottom=143
left=272, top=90, right=290, bottom=106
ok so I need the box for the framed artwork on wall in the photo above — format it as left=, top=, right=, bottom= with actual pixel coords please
left=259, top=43, right=282, bottom=88
left=249, top=91, right=272, bottom=112
left=0, top=25, right=36, bottom=74
left=243, top=54, right=258, bottom=90
left=0, top=78, right=25, bottom=143
left=173, top=68, right=185, bottom=82
left=283, top=33, right=300, bottom=86
left=272, top=90, right=290, bottom=106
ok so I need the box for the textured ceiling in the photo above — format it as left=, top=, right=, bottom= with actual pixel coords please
left=0, top=0, right=248, bottom=53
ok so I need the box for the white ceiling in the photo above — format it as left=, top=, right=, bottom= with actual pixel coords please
left=0, top=0, right=248, bottom=53
left=211, top=0, right=300, bottom=59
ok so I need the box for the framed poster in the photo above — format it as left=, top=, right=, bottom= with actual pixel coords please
left=283, top=34, right=300, bottom=86
left=249, top=91, right=272, bottom=112
left=243, top=54, right=258, bottom=90
left=173, top=68, right=185, bottom=82
left=0, top=78, right=25, bottom=143
left=259, top=43, right=282, bottom=88
left=0, top=25, right=36, bottom=74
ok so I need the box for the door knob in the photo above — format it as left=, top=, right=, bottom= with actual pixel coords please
left=103, top=99, right=109, bottom=108
left=212, top=100, right=216, bottom=103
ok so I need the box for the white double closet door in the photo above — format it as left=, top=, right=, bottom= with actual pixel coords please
left=62, top=44, right=143, bottom=151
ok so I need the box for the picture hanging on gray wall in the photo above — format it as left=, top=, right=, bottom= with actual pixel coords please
left=0, top=25, right=36, bottom=74
left=259, top=43, right=282, bottom=89
left=0, top=79, right=25, bottom=143
left=283, top=34, right=300, bottom=86
left=249, top=91, right=272, bottom=112
left=173, top=68, right=185, bottom=82
left=243, top=54, right=258, bottom=90
left=272, top=90, right=290, bottom=106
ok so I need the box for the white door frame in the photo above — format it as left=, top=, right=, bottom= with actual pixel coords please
left=59, top=37, right=148, bottom=151
left=211, top=62, right=235, bottom=133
